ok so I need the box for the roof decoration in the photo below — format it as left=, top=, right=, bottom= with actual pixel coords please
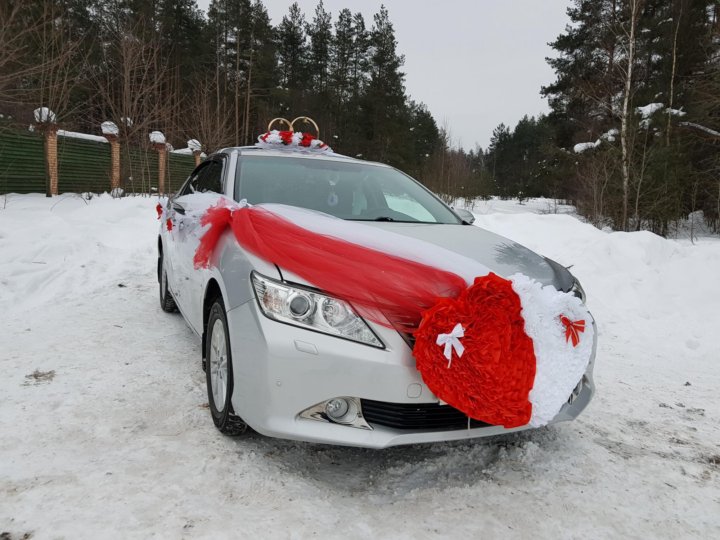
left=256, top=116, right=333, bottom=153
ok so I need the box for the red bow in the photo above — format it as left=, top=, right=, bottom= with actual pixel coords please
left=560, top=316, right=585, bottom=347
left=156, top=203, right=162, bottom=220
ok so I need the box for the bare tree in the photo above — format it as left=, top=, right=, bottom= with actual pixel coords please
left=619, top=0, right=644, bottom=231
left=93, top=18, right=172, bottom=192
left=0, top=2, right=79, bottom=111
left=184, top=75, right=234, bottom=154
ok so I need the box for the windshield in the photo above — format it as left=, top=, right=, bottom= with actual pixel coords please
left=235, top=155, right=461, bottom=224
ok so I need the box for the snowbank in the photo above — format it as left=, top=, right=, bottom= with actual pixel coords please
left=0, top=194, right=718, bottom=538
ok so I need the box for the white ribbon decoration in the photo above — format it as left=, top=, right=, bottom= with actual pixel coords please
left=436, top=323, right=465, bottom=368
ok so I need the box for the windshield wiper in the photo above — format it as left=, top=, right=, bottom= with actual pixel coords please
left=373, top=216, right=395, bottom=222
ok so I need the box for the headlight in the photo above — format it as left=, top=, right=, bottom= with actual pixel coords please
left=571, top=278, right=586, bottom=303
left=251, top=272, right=384, bottom=348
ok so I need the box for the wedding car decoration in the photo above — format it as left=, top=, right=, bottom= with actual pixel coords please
left=255, top=117, right=332, bottom=153
left=193, top=199, right=594, bottom=429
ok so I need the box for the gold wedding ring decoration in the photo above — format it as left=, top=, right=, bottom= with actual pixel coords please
left=267, top=116, right=320, bottom=138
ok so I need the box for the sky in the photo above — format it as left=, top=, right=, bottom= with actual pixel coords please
left=196, top=0, right=571, bottom=150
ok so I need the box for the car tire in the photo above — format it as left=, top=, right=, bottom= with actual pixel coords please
left=206, top=297, right=247, bottom=436
left=158, top=249, right=178, bottom=313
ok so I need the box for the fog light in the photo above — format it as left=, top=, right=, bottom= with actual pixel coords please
left=325, top=398, right=349, bottom=420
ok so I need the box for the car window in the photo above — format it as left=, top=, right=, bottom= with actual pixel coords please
left=182, top=162, right=211, bottom=195
left=196, top=160, right=224, bottom=194
left=235, top=156, right=460, bottom=224
left=181, top=159, right=224, bottom=196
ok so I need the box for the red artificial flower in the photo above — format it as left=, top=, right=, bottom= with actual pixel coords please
left=560, top=316, right=585, bottom=347
left=156, top=203, right=162, bottom=220
left=260, top=132, right=270, bottom=142
left=279, top=130, right=294, bottom=145
left=166, top=218, right=173, bottom=232
left=300, top=133, right=316, bottom=147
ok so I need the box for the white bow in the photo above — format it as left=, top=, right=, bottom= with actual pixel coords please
left=436, top=323, right=465, bottom=368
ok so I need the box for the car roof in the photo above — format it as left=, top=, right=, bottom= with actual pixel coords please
left=218, top=146, right=391, bottom=169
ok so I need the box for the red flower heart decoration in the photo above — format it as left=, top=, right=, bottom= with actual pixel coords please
left=413, top=273, right=537, bottom=428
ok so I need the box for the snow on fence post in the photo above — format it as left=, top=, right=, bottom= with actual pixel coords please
left=150, top=131, right=167, bottom=195
left=188, top=139, right=202, bottom=166
left=34, top=107, right=59, bottom=197
left=101, top=121, right=120, bottom=192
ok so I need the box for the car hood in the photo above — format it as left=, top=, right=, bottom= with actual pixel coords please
left=362, top=222, right=563, bottom=288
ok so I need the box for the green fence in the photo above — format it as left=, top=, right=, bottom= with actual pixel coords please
left=0, top=127, right=200, bottom=195
left=168, top=153, right=196, bottom=193
left=121, top=146, right=158, bottom=194
left=0, top=129, right=46, bottom=194
left=57, top=135, right=112, bottom=193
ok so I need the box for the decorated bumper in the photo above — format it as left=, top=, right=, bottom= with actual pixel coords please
left=225, top=300, right=595, bottom=449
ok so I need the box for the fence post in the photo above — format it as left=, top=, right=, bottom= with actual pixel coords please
left=34, top=107, right=58, bottom=196
left=150, top=131, right=167, bottom=195
left=188, top=139, right=202, bottom=166
left=45, top=128, right=59, bottom=196
left=101, top=121, right=120, bottom=193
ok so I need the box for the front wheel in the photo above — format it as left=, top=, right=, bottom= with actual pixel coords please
left=158, top=249, right=177, bottom=313
left=206, top=297, right=247, bottom=436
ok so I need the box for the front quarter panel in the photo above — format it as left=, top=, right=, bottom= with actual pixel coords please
left=209, top=230, right=281, bottom=312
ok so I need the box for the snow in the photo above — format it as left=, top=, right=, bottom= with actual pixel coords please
left=601, top=128, right=619, bottom=142
left=667, top=108, right=687, bottom=117
left=573, top=139, right=601, bottom=153
left=637, top=103, right=666, bottom=129
left=57, top=129, right=108, bottom=144
left=187, top=139, right=201, bottom=152
left=680, top=121, right=720, bottom=138
left=171, top=147, right=207, bottom=158
left=101, top=121, right=119, bottom=136
left=149, top=130, right=165, bottom=144
left=1, top=194, right=719, bottom=538
left=637, top=103, right=664, bottom=119
left=33, top=107, right=56, bottom=123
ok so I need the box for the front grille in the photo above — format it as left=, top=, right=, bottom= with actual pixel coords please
left=361, top=399, right=492, bottom=431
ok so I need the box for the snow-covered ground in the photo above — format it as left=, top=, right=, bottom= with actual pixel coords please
left=1, top=194, right=719, bottom=539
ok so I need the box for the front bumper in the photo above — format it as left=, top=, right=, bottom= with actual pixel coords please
left=226, top=300, right=596, bottom=449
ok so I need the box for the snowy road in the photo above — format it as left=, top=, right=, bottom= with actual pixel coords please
left=1, top=194, right=719, bottom=539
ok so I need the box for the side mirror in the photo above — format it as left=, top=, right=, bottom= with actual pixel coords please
left=455, top=208, right=475, bottom=224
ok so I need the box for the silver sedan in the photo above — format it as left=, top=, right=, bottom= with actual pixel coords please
left=158, top=147, right=595, bottom=448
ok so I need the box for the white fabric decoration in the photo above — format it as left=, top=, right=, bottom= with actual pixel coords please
left=436, top=323, right=465, bottom=367
left=510, top=273, right=594, bottom=427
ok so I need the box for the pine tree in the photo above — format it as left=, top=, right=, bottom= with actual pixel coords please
left=360, top=5, right=409, bottom=166
left=276, top=2, right=307, bottom=115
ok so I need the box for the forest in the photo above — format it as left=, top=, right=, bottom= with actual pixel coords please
left=0, top=0, right=719, bottom=234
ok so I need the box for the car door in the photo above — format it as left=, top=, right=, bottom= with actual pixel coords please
left=171, top=157, right=227, bottom=333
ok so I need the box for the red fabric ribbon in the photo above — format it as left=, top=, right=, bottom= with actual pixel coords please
left=560, top=316, right=585, bottom=347
left=156, top=203, right=162, bottom=220
left=193, top=203, right=467, bottom=333
left=166, top=218, right=173, bottom=232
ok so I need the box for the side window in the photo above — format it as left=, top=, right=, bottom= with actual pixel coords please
left=182, top=162, right=211, bottom=195
left=196, top=160, right=224, bottom=194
